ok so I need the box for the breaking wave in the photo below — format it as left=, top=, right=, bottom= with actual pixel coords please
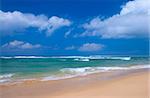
left=0, top=55, right=131, bottom=61
left=41, top=64, right=150, bottom=81
left=53, top=56, right=132, bottom=61
left=60, top=65, right=150, bottom=74
left=0, top=73, right=14, bottom=83
left=74, top=58, right=90, bottom=62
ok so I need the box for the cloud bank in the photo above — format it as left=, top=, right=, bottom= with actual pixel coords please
left=80, top=0, right=150, bottom=38
left=0, top=10, right=71, bottom=36
left=2, top=40, right=41, bottom=49
left=78, top=43, right=104, bottom=52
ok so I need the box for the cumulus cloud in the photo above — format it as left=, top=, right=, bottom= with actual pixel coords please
left=78, top=43, right=104, bottom=52
left=0, top=10, right=71, bottom=36
left=80, top=0, right=150, bottom=38
left=2, top=40, right=41, bottom=49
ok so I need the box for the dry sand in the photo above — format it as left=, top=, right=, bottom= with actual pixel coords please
left=0, top=69, right=149, bottom=98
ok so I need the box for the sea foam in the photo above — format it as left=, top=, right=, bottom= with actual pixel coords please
left=0, top=73, right=14, bottom=79
left=0, top=73, right=14, bottom=83
left=41, top=64, right=150, bottom=81
left=60, top=65, right=150, bottom=74
left=0, top=55, right=131, bottom=61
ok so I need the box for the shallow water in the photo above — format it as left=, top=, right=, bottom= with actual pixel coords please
left=0, top=56, right=149, bottom=83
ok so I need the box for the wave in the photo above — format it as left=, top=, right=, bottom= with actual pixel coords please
left=0, top=73, right=14, bottom=79
left=41, top=64, right=150, bottom=81
left=88, top=56, right=131, bottom=60
left=0, top=56, right=13, bottom=59
left=74, top=58, right=90, bottom=62
left=0, top=55, right=131, bottom=60
left=60, top=65, right=150, bottom=74
left=53, top=56, right=131, bottom=61
left=0, top=65, right=149, bottom=83
left=0, top=73, right=14, bottom=83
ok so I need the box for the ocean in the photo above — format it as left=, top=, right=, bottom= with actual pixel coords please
left=0, top=56, right=149, bottom=84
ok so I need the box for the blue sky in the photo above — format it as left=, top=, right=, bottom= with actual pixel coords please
left=0, top=0, right=149, bottom=56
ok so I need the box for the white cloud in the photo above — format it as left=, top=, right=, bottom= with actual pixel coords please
left=80, top=0, right=150, bottom=39
left=2, top=40, right=41, bottom=49
left=43, top=16, right=71, bottom=36
left=64, top=29, right=72, bottom=38
left=78, top=43, right=104, bottom=52
left=65, top=45, right=76, bottom=50
left=0, top=10, right=71, bottom=36
left=120, top=0, right=149, bottom=15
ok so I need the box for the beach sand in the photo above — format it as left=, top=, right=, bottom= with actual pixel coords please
left=0, top=69, right=149, bottom=98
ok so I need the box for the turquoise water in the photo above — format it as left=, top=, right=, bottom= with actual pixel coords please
left=0, top=56, right=149, bottom=83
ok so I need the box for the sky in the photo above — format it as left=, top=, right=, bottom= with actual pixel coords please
left=0, top=0, right=149, bottom=56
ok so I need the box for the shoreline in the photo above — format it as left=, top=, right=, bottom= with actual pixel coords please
left=0, top=68, right=149, bottom=98
left=0, top=64, right=149, bottom=86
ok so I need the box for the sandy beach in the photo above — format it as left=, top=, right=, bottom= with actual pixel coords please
left=1, top=0, right=149, bottom=97
left=0, top=69, right=149, bottom=98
